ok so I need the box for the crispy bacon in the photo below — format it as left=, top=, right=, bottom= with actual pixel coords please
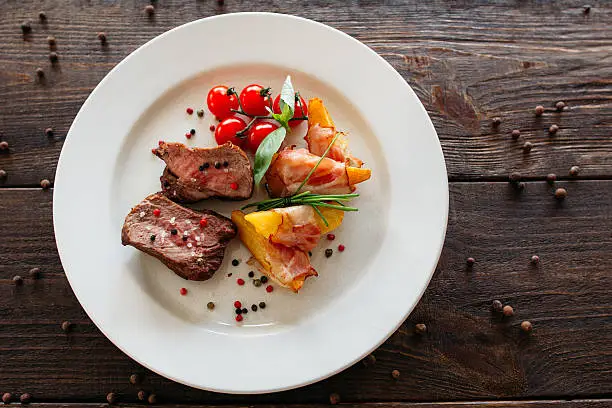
left=265, top=243, right=318, bottom=292
left=268, top=206, right=322, bottom=252
left=305, top=125, right=363, bottom=168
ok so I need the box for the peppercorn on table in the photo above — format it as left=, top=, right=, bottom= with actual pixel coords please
left=1, top=1, right=611, bottom=407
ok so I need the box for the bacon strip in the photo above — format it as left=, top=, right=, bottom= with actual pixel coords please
left=305, top=125, right=363, bottom=168
left=267, top=206, right=322, bottom=252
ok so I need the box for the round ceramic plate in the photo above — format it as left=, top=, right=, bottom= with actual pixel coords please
left=54, top=13, right=448, bottom=394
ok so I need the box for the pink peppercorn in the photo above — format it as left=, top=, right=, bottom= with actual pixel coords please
left=327, top=233, right=335, bottom=241
left=153, top=209, right=161, bottom=217
left=186, top=107, right=194, bottom=115
left=338, top=244, right=345, bottom=252
left=185, top=132, right=192, bottom=139
left=180, top=287, right=187, bottom=295
left=237, top=278, right=245, bottom=286
left=235, top=314, right=243, bottom=322
left=266, top=285, right=273, bottom=293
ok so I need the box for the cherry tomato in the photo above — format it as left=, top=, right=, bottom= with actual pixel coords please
left=239, top=84, right=272, bottom=116
left=273, top=94, right=308, bottom=128
left=246, top=121, right=279, bottom=152
left=207, top=85, right=239, bottom=120
left=215, top=117, right=247, bottom=146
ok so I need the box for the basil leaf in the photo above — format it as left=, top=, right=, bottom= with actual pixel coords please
left=279, top=75, right=294, bottom=118
left=253, top=127, right=287, bottom=184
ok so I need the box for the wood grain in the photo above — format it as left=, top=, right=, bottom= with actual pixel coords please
left=1, top=181, right=610, bottom=403
left=0, top=0, right=611, bottom=186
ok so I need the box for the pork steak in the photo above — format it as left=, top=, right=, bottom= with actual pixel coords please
left=155, top=142, right=253, bottom=202
left=121, top=193, right=237, bottom=281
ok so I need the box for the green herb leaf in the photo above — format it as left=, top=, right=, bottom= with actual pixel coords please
left=279, top=76, right=294, bottom=118
left=253, top=126, right=287, bottom=184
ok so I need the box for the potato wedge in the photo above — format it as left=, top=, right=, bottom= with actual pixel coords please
left=346, top=166, right=372, bottom=185
left=245, top=206, right=344, bottom=238
left=308, top=97, right=335, bottom=129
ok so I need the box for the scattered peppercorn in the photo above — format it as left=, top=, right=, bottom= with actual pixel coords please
left=259, top=301, right=266, bottom=309
left=232, top=259, right=239, bottom=266
left=583, top=5, right=591, bottom=13
left=49, top=52, right=58, bottom=63
left=153, top=208, right=161, bottom=217
left=415, top=323, right=427, bottom=334
left=521, top=320, right=533, bottom=332
left=234, top=300, right=242, bottom=308
left=138, top=390, right=147, bottom=401
left=235, top=314, right=243, bottom=322
left=190, top=129, right=196, bottom=136
left=61, top=321, right=71, bottom=332
left=47, top=35, right=56, bottom=47
left=511, top=129, right=520, bottom=139
left=199, top=217, right=208, bottom=227
left=556, top=101, right=566, bottom=111
left=327, top=233, right=335, bottom=241
left=214, top=161, right=221, bottom=169
left=491, top=117, right=501, bottom=127
left=2, top=393, right=12, bottom=403
left=534, top=105, right=545, bottom=116
left=503, top=305, right=514, bottom=317
left=0, top=141, right=8, bottom=150
left=531, top=255, right=540, bottom=264
left=36, top=67, right=45, bottom=78
left=391, top=369, right=401, bottom=379
left=338, top=244, right=345, bottom=252
left=522, top=141, right=533, bottom=153
left=20, top=393, right=31, bottom=404
left=509, top=172, right=521, bottom=182
left=251, top=304, right=258, bottom=312
left=209, top=125, right=215, bottom=131
left=186, top=107, right=194, bottom=115
left=97, top=32, right=107, bottom=44
left=197, top=109, right=204, bottom=117
left=253, top=279, right=262, bottom=287
left=170, top=229, right=177, bottom=235
left=555, top=187, right=568, bottom=199
left=0, top=169, right=7, bottom=179
left=207, top=302, right=215, bottom=310
left=106, top=392, right=116, bottom=404
left=546, top=173, right=557, bottom=184
left=492, top=300, right=503, bottom=312
left=41, top=179, right=51, bottom=189
left=147, top=393, right=157, bottom=404
left=241, top=307, right=248, bottom=314
left=150, top=234, right=156, bottom=241
left=185, top=132, right=191, bottom=139
left=362, top=353, right=376, bottom=367
left=235, top=308, right=242, bottom=315
left=13, top=275, right=23, bottom=285
left=248, top=271, right=254, bottom=278
left=466, top=257, right=475, bottom=266
left=329, top=393, right=340, bottom=405
left=230, top=182, right=238, bottom=190
left=180, top=287, right=187, bottom=296
left=237, top=278, right=245, bottom=286
left=260, top=276, right=268, bottom=284
left=325, top=248, right=333, bottom=258
left=20, top=21, right=32, bottom=34
left=569, top=166, right=580, bottom=176
left=548, top=124, right=559, bottom=135
left=39, top=11, right=47, bottom=21
left=266, top=285, right=274, bottom=293
left=144, top=4, right=155, bottom=15
left=129, top=373, right=140, bottom=384
left=223, top=161, right=229, bottom=167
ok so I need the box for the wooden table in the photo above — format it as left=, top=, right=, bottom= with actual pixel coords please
left=1, top=1, right=611, bottom=407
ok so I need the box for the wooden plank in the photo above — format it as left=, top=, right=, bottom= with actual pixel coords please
left=6, top=400, right=612, bottom=408
left=0, top=1, right=611, bottom=186
left=0, top=181, right=610, bottom=402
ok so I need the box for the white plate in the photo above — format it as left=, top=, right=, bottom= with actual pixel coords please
left=54, top=13, right=448, bottom=394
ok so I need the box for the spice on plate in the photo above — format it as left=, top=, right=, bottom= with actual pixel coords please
left=207, top=302, right=215, bottom=310
left=186, top=107, right=194, bottom=115
left=503, top=305, right=514, bottom=317
left=260, top=276, right=268, bottom=284
left=253, top=279, right=262, bottom=287
left=415, top=323, right=427, bottom=334
left=338, top=244, right=345, bottom=252
left=185, top=132, right=191, bottom=139
left=259, top=301, right=266, bottom=309
left=325, top=248, right=333, bottom=258
left=209, top=125, right=215, bottom=131
left=534, top=105, right=545, bottom=116
left=235, top=314, right=243, bottom=322
left=234, top=301, right=242, bottom=309
left=232, top=259, right=239, bottom=266
left=180, top=287, right=187, bottom=295
left=251, top=304, right=258, bottom=311
left=241, top=307, right=248, bottom=314
left=521, top=321, right=533, bottom=332
left=248, top=271, right=254, bottom=278
left=197, top=109, right=204, bottom=117
left=569, top=166, right=580, bottom=176
left=327, top=233, right=335, bottom=241
left=237, top=278, right=245, bottom=286
left=266, top=285, right=274, bottom=293
left=492, top=300, right=503, bottom=313
left=555, top=188, right=568, bottom=199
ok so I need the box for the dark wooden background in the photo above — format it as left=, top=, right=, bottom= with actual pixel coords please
left=1, top=1, right=611, bottom=407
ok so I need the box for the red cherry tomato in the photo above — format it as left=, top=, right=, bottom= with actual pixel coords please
left=246, top=121, right=279, bottom=152
left=215, top=117, right=247, bottom=146
left=273, top=94, right=308, bottom=128
left=207, top=86, right=239, bottom=120
left=239, top=84, right=272, bottom=116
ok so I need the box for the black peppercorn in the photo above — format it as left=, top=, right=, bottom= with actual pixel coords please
left=259, top=301, right=266, bottom=309
left=207, top=302, right=215, bottom=310
left=150, top=234, right=156, bottom=241
left=329, top=393, right=340, bottom=405
left=148, top=394, right=157, bottom=404
left=466, top=257, right=475, bottom=266
left=199, top=165, right=205, bottom=171
left=491, top=117, right=501, bottom=127
left=214, top=162, right=221, bottom=169
left=36, top=67, right=45, bottom=78
left=170, top=229, right=177, bottom=235
left=182, top=236, right=187, bottom=241
left=144, top=4, right=155, bottom=15
left=509, top=172, right=521, bottom=183
left=49, top=52, right=58, bottom=63
left=203, top=162, right=210, bottom=169
left=548, top=124, right=559, bottom=135
left=20, top=393, right=31, bottom=404
left=197, top=109, right=204, bottom=117
left=569, top=166, right=580, bottom=176
left=531, top=255, right=540, bottom=264
left=137, top=390, right=147, bottom=401
left=106, top=392, right=116, bottom=404
left=391, top=369, right=401, bottom=379
left=534, top=105, right=544, bottom=116
left=415, top=323, right=427, bottom=334
left=248, top=271, right=254, bottom=278
left=235, top=308, right=242, bottom=315
left=251, top=304, right=258, bottom=311
left=522, top=141, right=533, bottom=153
left=492, top=300, right=503, bottom=312
left=260, top=276, right=268, bottom=284
left=555, top=187, right=567, bottom=199
left=223, top=161, right=229, bottom=167
left=511, top=129, right=520, bottom=139
left=503, top=305, right=514, bottom=317
left=231, top=259, right=239, bottom=266
left=2, top=393, right=12, bottom=403
left=241, top=308, right=248, bottom=314
left=0, top=169, right=7, bottom=179
left=21, top=21, right=32, bottom=34
left=546, top=173, right=557, bottom=184
left=190, top=128, right=196, bottom=135
left=325, top=248, right=333, bottom=258
left=521, top=321, right=533, bottom=332
left=253, top=279, right=262, bottom=287
left=13, top=275, right=23, bottom=285
left=555, top=101, right=566, bottom=111
left=0, top=141, right=8, bottom=150
left=39, top=11, right=47, bottom=21
left=97, top=32, right=107, bottom=44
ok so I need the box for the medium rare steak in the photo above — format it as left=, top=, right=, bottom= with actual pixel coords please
left=121, top=193, right=237, bottom=281
left=155, top=142, right=253, bottom=202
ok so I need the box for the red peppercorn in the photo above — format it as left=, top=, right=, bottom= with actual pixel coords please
left=237, top=278, right=245, bottom=286
left=266, top=285, right=274, bottom=293
left=209, top=125, right=215, bottom=131
left=185, top=132, right=192, bottom=139
left=338, top=244, right=345, bottom=252
left=180, top=287, right=187, bottom=295
left=235, top=314, right=243, bottom=322
left=234, top=301, right=242, bottom=308
left=158, top=140, right=163, bottom=146
left=230, top=182, right=238, bottom=190
left=151, top=148, right=156, bottom=154
left=186, top=107, right=194, bottom=115
left=199, top=218, right=208, bottom=227
left=153, top=208, right=161, bottom=217
left=327, top=233, right=335, bottom=241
